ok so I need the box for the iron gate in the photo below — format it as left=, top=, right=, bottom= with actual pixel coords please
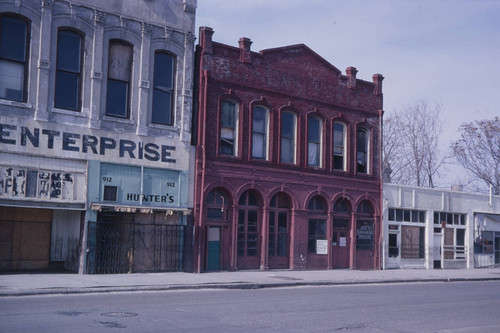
left=86, top=214, right=185, bottom=274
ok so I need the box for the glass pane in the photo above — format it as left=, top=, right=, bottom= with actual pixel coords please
left=456, top=229, right=465, bottom=246
left=154, top=52, right=174, bottom=90
left=308, top=142, right=319, bottom=166
left=281, top=112, right=294, bottom=138
left=281, top=137, right=293, bottom=163
left=278, top=212, right=287, bottom=232
left=317, top=220, right=326, bottom=236
left=221, top=102, right=236, bottom=128
left=108, top=41, right=132, bottom=81
left=0, top=59, right=24, bottom=101
left=411, top=210, right=418, bottom=223
left=253, top=107, right=267, bottom=133
left=333, top=155, right=343, bottom=170
left=308, top=118, right=320, bottom=142
left=404, top=210, right=411, bottom=222
left=308, top=220, right=317, bottom=236
left=388, top=208, right=395, bottom=221
left=152, top=89, right=172, bottom=124
left=55, top=71, right=79, bottom=110
left=269, top=211, right=275, bottom=233
left=396, top=209, right=403, bottom=221
left=57, top=30, right=81, bottom=72
left=247, top=191, right=258, bottom=206
left=333, top=123, right=344, bottom=154
left=207, top=208, right=223, bottom=220
left=0, top=16, right=27, bottom=61
left=419, top=211, right=426, bottom=223
left=247, top=211, right=258, bottom=232
left=106, top=79, right=128, bottom=117
left=252, top=133, right=265, bottom=159
left=277, top=234, right=287, bottom=256
left=238, top=210, right=245, bottom=231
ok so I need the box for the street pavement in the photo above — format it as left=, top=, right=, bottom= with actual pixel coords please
left=1, top=268, right=499, bottom=297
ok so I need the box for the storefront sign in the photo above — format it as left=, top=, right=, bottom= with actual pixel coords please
left=0, top=122, right=178, bottom=165
left=356, top=220, right=374, bottom=250
left=99, top=163, right=181, bottom=208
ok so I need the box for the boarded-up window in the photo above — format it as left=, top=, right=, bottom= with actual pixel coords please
left=401, top=225, right=424, bottom=259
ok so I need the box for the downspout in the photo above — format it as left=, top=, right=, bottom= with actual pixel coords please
left=196, top=69, right=209, bottom=273
left=378, top=109, right=384, bottom=270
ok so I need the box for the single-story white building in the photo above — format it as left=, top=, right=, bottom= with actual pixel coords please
left=383, top=184, right=500, bottom=269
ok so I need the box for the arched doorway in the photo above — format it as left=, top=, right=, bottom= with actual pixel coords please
left=205, top=188, right=230, bottom=271
left=356, top=199, right=376, bottom=269
left=332, top=197, right=351, bottom=269
left=237, top=190, right=261, bottom=269
left=268, top=192, right=291, bottom=269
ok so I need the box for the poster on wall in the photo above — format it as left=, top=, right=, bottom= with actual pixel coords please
left=316, top=239, right=328, bottom=254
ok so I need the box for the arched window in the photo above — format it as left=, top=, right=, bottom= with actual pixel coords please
left=333, top=197, right=351, bottom=229
left=205, top=188, right=229, bottom=220
left=106, top=39, right=133, bottom=118
left=152, top=51, right=175, bottom=125
left=220, top=100, right=239, bottom=156
left=281, top=111, right=296, bottom=164
left=356, top=126, right=370, bottom=173
left=307, top=195, right=327, bottom=254
left=54, top=28, right=83, bottom=111
left=0, top=14, right=30, bottom=102
left=333, top=122, right=347, bottom=171
left=357, top=200, right=374, bottom=214
left=308, top=117, right=322, bottom=167
left=251, top=106, right=269, bottom=159
left=269, top=193, right=290, bottom=259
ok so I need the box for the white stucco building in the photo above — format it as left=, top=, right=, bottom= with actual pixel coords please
left=0, top=0, right=197, bottom=273
left=383, top=183, right=500, bottom=270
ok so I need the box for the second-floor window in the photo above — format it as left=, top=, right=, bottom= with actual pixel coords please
left=356, top=126, right=369, bottom=173
left=106, top=40, right=132, bottom=118
left=280, top=111, right=296, bottom=164
left=54, top=29, right=83, bottom=110
left=152, top=51, right=174, bottom=125
left=220, top=100, right=238, bottom=156
left=252, top=106, right=269, bottom=159
left=333, top=122, right=346, bottom=170
left=308, top=117, right=322, bottom=167
left=0, top=14, right=29, bottom=102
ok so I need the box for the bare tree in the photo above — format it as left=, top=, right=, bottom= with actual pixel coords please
left=383, top=101, right=445, bottom=187
left=451, top=116, right=500, bottom=195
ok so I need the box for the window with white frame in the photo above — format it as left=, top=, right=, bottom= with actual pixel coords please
left=54, top=28, right=83, bottom=111
left=388, top=208, right=426, bottom=259
left=434, top=211, right=467, bottom=260
left=333, top=121, right=347, bottom=171
left=0, top=14, right=29, bottom=102
left=220, top=100, right=238, bottom=156
left=251, top=106, right=269, bottom=159
left=105, top=39, right=132, bottom=118
left=356, top=126, right=369, bottom=173
left=280, top=111, right=296, bottom=164
left=152, top=51, right=175, bottom=125
left=308, top=117, right=322, bottom=167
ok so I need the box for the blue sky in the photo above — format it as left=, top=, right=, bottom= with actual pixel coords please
left=195, top=0, right=500, bottom=187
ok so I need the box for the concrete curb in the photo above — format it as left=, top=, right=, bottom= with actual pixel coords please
left=2, top=276, right=500, bottom=297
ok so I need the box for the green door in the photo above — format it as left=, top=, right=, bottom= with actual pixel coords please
left=207, top=227, right=220, bottom=271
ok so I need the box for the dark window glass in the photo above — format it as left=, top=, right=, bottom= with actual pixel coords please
left=356, top=220, right=373, bottom=251
left=55, top=29, right=82, bottom=110
left=356, top=127, right=368, bottom=173
left=388, top=208, right=395, bottom=221
left=252, top=106, right=268, bottom=159
left=0, top=15, right=29, bottom=102
left=404, top=209, right=411, bottom=222
left=308, top=117, right=321, bottom=167
left=357, top=200, right=373, bottom=214
left=334, top=198, right=350, bottom=213
left=220, top=101, right=237, bottom=155
left=103, top=185, right=118, bottom=201
left=308, top=195, right=325, bottom=212
left=419, top=211, right=426, bottom=223
left=152, top=52, right=174, bottom=125
left=281, top=112, right=295, bottom=164
left=333, top=122, right=346, bottom=170
left=308, top=219, right=326, bottom=253
left=106, top=40, right=132, bottom=118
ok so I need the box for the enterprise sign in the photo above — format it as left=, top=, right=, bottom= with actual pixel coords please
left=0, top=123, right=176, bottom=164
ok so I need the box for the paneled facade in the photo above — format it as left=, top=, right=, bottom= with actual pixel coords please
left=192, top=27, right=384, bottom=272
left=0, top=0, right=196, bottom=273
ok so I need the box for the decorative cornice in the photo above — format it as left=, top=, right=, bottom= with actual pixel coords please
left=142, top=23, right=153, bottom=35
left=94, top=10, right=105, bottom=26
left=41, top=0, right=53, bottom=9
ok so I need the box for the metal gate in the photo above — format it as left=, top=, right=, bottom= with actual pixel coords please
left=86, top=213, right=185, bottom=274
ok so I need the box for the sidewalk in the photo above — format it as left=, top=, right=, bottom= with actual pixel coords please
left=1, top=268, right=499, bottom=297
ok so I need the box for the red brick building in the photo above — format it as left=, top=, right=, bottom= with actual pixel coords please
left=192, top=27, right=384, bottom=272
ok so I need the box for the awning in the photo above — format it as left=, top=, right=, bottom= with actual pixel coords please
left=90, top=202, right=192, bottom=215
